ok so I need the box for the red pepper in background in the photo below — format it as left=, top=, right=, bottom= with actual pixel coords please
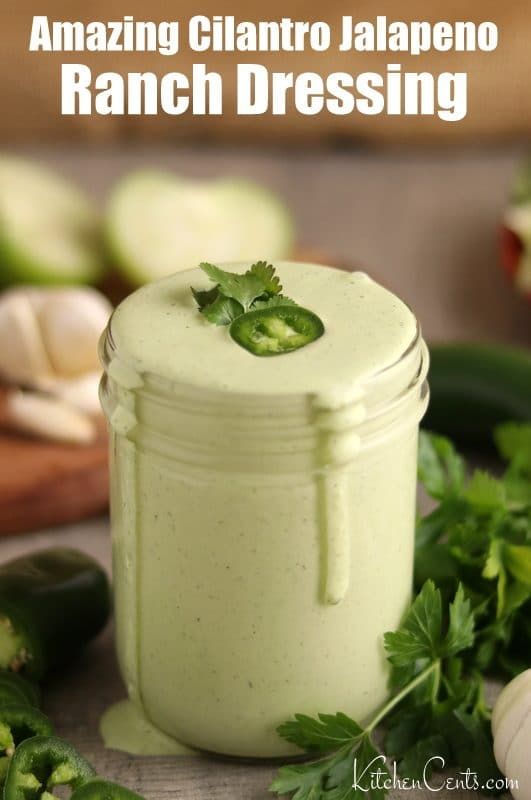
left=500, top=159, right=531, bottom=301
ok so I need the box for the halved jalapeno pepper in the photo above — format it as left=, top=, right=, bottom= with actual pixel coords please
left=229, top=306, right=325, bottom=357
left=71, top=778, right=146, bottom=800
left=4, top=735, right=95, bottom=800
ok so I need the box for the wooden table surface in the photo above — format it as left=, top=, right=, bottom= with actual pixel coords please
left=0, top=144, right=528, bottom=798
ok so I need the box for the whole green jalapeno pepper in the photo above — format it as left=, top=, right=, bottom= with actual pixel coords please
left=0, top=548, right=111, bottom=680
left=0, top=671, right=40, bottom=707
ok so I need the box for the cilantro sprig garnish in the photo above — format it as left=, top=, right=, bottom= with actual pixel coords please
left=192, top=261, right=294, bottom=324
left=191, top=262, right=324, bottom=357
left=272, top=423, right=531, bottom=799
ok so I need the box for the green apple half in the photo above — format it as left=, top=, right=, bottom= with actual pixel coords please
left=105, top=170, right=295, bottom=285
left=0, top=157, right=104, bottom=286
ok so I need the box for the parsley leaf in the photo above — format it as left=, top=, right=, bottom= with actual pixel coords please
left=277, top=713, right=363, bottom=753
left=464, top=471, right=506, bottom=512
left=495, top=422, right=531, bottom=471
left=444, top=584, right=475, bottom=656
left=384, top=580, right=442, bottom=666
left=418, top=431, right=465, bottom=500
left=416, top=427, right=531, bottom=677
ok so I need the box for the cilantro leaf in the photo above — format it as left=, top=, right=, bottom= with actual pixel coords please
left=248, top=261, right=282, bottom=295
left=199, top=262, right=264, bottom=311
left=253, top=295, right=297, bottom=310
left=384, top=580, right=442, bottom=665
left=199, top=261, right=282, bottom=311
left=200, top=294, right=243, bottom=326
left=418, top=432, right=465, bottom=500
left=191, top=285, right=219, bottom=310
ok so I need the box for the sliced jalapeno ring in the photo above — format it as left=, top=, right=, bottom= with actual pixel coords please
left=71, top=778, right=146, bottom=800
left=0, top=704, right=53, bottom=785
left=230, top=306, right=325, bottom=357
left=4, top=735, right=95, bottom=800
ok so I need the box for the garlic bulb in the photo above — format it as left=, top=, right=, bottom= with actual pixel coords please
left=0, top=287, right=112, bottom=443
left=35, top=288, right=110, bottom=377
left=492, top=668, right=531, bottom=799
left=5, top=390, right=96, bottom=445
left=0, top=292, right=53, bottom=385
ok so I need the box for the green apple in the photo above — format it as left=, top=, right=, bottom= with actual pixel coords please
left=0, top=157, right=104, bottom=286
left=105, top=170, right=295, bottom=285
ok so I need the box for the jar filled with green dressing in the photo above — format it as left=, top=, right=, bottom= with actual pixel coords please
left=100, top=261, right=429, bottom=758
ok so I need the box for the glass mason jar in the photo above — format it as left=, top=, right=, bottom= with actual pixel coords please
left=100, top=264, right=429, bottom=758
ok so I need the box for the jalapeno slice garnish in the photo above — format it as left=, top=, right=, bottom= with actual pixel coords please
left=71, top=778, right=146, bottom=800
left=229, top=306, right=325, bottom=357
left=4, top=735, right=95, bottom=800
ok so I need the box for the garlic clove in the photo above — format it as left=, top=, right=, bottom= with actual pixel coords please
left=504, top=711, right=531, bottom=800
left=492, top=668, right=531, bottom=798
left=36, top=288, right=112, bottom=377
left=4, top=389, right=96, bottom=444
left=0, top=291, right=54, bottom=384
left=492, top=669, right=531, bottom=736
left=51, top=371, right=103, bottom=415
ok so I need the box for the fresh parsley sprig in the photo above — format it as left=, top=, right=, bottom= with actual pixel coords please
left=192, top=261, right=295, bottom=325
left=271, top=581, right=501, bottom=800
left=416, top=423, right=531, bottom=677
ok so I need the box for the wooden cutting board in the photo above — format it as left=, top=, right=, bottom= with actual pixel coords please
left=0, top=389, right=109, bottom=536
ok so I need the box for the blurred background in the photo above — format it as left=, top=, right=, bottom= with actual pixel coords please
left=0, top=0, right=530, bottom=539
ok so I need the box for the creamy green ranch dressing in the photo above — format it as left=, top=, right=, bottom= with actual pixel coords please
left=108, top=263, right=415, bottom=395
left=100, top=262, right=428, bottom=757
